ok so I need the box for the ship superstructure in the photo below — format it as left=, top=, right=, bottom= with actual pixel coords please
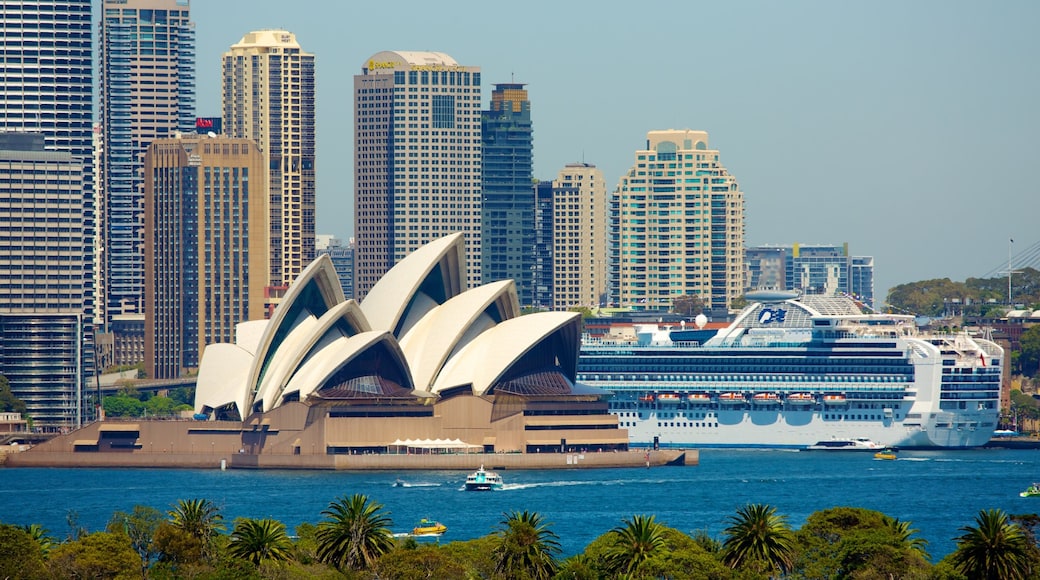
left=578, top=292, right=1003, bottom=448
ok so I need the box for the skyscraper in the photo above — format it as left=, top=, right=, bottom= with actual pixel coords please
left=0, top=1, right=95, bottom=429
left=611, top=130, right=745, bottom=314
left=551, top=163, right=607, bottom=311
left=481, top=83, right=533, bottom=304
left=745, top=243, right=876, bottom=310
left=99, top=0, right=195, bottom=322
left=353, top=51, right=482, bottom=299
left=223, top=30, right=316, bottom=290
left=0, top=134, right=90, bottom=429
left=143, top=134, right=268, bottom=379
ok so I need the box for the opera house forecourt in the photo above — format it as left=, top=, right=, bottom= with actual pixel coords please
left=9, top=234, right=689, bottom=469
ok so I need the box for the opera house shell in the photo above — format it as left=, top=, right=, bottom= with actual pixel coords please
left=191, top=233, right=629, bottom=456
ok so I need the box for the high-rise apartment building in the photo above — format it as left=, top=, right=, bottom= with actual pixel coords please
left=0, top=133, right=91, bottom=429
left=0, top=1, right=95, bottom=429
left=315, top=235, right=354, bottom=300
left=745, top=243, right=876, bottom=310
left=143, top=135, right=268, bottom=379
left=481, top=83, right=533, bottom=304
left=353, top=51, right=482, bottom=298
left=611, top=130, right=745, bottom=314
left=550, top=163, right=607, bottom=311
left=532, top=181, right=555, bottom=310
left=99, top=0, right=195, bottom=322
left=223, top=30, right=315, bottom=290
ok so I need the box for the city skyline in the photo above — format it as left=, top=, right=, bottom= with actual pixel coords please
left=188, top=0, right=1039, bottom=304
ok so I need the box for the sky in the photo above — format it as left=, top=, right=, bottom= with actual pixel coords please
left=185, top=0, right=1039, bottom=304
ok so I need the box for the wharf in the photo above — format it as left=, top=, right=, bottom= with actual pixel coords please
left=984, top=436, right=1040, bottom=450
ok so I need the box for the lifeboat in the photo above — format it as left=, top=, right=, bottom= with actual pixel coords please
left=638, top=394, right=656, bottom=403
left=718, top=392, right=745, bottom=404
left=822, top=394, right=848, bottom=405
left=786, top=393, right=815, bottom=405
left=657, top=393, right=681, bottom=404
left=752, top=393, right=781, bottom=405
left=687, top=393, right=712, bottom=403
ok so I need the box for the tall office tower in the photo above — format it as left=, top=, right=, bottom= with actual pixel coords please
left=99, top=0, right=195, bottom=322
left=315, top=235, right=354, bottom=300
left=481, top=83, right=533, bottom=304
left=532, top=181, right=555, bottom=309
left=550, top=163, right=607, bottom=311
left=611, top=130, right=745, bottom=314
left=745, top=246, right=788, bottom=291
left=223, top=30, right=316, bottom=290
left=353, top=51, right=482, bottom=299
left=0, top=1, right=95, bottom=428
left=143, top=135, right=268, bottom=379
left=0, top=133, right=91, bottom=430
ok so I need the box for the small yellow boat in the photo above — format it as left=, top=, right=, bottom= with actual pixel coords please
left=412, top=518, right=447, bottom=536
left=874, top=448, right=897, bottom=460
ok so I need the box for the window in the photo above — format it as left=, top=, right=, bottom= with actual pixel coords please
left=432, top=95, right=455, bottom=129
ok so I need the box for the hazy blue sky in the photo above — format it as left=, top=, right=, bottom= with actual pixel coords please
left=186, top=0, right=1038, bottom=303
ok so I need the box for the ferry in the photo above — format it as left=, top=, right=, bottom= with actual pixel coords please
left=464, top=465, right=504, bottom=491
left=578, top=292, right=1003, bottom=449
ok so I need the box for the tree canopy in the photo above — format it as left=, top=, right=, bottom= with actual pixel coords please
left=886, top=268, right=1040, bottom=317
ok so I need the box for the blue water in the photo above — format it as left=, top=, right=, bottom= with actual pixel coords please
left=2, top=448, right=1039, bottom=561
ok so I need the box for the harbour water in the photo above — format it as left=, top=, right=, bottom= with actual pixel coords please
left=3, top=447, right=1039, bottom=560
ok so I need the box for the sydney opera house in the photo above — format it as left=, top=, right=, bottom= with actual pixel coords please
left=191, top=232, right=629, bottom=455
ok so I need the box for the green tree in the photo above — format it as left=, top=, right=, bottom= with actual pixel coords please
left=227, top=518, right=294, bottom=566
left=372, top=543, right=469, bottom=580
left=671, top=294, right=705, bottom=317
left=0, top=524, right=47, bottom=580
left=720, top=503, right=795, bottom=575
left=103, top=394, right=145, bottom=417
left=108, top=504, right=165, bottom=577
left=47, top=531, right=141, bottom=579
left=951, top=508, right=1032, bottom=580
left=315, top=493, right=395, bottom=572
left=151, top=521, right=203, bottom=566
left=20, top=523, right=56, bottom=554
left=1019, top=325, right=1040, bottom=377
left=167, top=498, right=224, bottom=558
left=492, top=510, right=561, bottom=579
left=603, top=514, right=668, bottom=577
left=793, top=507, right=930, bottom=579
left=883, top=515, right=930, bottom=559
left=0, top=374, right=26, bottom=415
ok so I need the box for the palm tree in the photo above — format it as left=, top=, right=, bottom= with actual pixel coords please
left=168, top=498, right=224, bottom=542
left=882, top=515, right=930, bottom=559
left=951, top=508, right=1032, bottom=580
left=492, top=510, right=561, bottom=579
left=604, top=514, right=667, bottom=576
left=315, top=493, right=395, bottom=572
left=21, top=524, right=55, bottom=554
left=720, top=503, right=795, bottom=575
left=227, top=518, right=293, bottom=566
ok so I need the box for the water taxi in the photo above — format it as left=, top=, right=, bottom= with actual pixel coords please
left=464, top=465, right=504, bottom=491
left=412, top=518, right=447, bottom=536
left=873, top=448, right=898, bottom=460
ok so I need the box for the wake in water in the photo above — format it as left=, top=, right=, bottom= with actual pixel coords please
left=393, top=481, right=444, bottom=488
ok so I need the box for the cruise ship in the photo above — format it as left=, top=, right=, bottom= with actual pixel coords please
left=577, top=291, right=1004, bottom=449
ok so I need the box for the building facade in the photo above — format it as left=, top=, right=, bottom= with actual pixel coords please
left=143, top=135, right=269, bottom=379
left=551, top=163, right=607, bottom=311
left=0, top=0, right=95, bottom=429
left=481, top=83, right=534, bottom=305
left=223, top=30, right=316, bottom=290
left=315, top=235, right=354, bottom=300
left=99, top=0, right=195, bottom=322
left=353, top=51, right=482, bottom=298
left=611, top=130, right=745, bottom=314
left=532, top=181, right=555, bottom=309
left=745, top=243, right=876, bottom=310
left=0, top=134, right=91, bottom=430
